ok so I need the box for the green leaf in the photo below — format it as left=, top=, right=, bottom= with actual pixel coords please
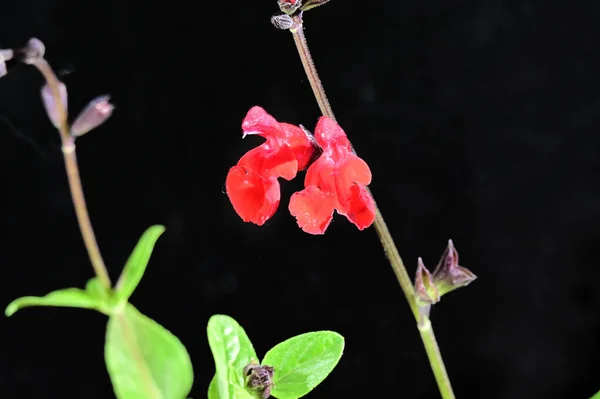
left=234, top=386, right=257, bottom=399
left=114, top=225, right=165, bottom=305
left=208, top=375, right=255, bottom=399
left=207, top=315, right=258, bottom=399
left=208, top=375, right=219, bottom=399
left=590, top=390, right=600, bottom=399
left=262, top=331, right=344, bottom=399
left=105, top=303, right=193, bottom=399
left=5, top=285, right=106, bottom=317
left=85, top=277, right=109, bottom=300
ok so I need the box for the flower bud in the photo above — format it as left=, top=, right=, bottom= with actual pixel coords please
left=0, top=52, right=6, bottom=78
left=271, top=13, right=294, bottom=30
left=432, top=239, right=477, bottom=297
left=278, top=0, right=302, bottom=14
left=415, top=257, right=439, bottom=305
left=244, top=363, right=275, bottom=399
left=40, top=82, right=68, bottom=128
left=21, top=38, right=45, bottom=65
left=71, top=95, right=115, bottom=137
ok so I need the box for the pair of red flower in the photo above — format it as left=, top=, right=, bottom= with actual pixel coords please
left=226, top=106, right=375, bottom=234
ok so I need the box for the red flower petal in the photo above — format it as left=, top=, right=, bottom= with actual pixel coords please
left=313, top=116, right=352, bottom=154
left=228, top=107, right=319, bottom=228
left=289, top=185, right=335, bottom=235
left=304, top=155, right=336, bottom=193
left=279, top=122, right=315, bottom=170
left=291, top=118, right=375, bottom=233
left=335, top=153, right=372, bottom=197
left=240, top=107, right=314, bottom=174
left=238, top=143, right=298, bottom=181
left=241, top=106, right=281, bottom=138
left=337, top=184, right=376, bottom=230
left=226, top=165, right=280, bottom=226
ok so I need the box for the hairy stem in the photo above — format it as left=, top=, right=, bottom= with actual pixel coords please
left=289, top=13, right=455, bottom=398
left=32, top=58, right=112, bottom=291
left=290, top=23, right=335, bottom=120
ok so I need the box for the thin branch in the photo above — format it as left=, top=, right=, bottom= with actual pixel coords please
left=32, top=57, right=112, bottom=290
left=290, top=14, right=417, bottom=318
left=289, top=13, right=454, bottom=398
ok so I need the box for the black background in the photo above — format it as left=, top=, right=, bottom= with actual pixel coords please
left=1, top=1, right=599, bottom=398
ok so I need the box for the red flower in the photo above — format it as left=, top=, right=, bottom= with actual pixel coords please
left=226, top=106, right=315, bottom=225
left=289, top=116, right=376, bottom=234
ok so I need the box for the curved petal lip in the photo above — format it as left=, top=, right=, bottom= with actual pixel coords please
left=226, top=165, right=281, bottom=226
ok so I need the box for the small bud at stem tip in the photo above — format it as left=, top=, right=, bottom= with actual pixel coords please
left=21, top=38, right=45, bottom=65
left=71, top=95, right=115, bottom=137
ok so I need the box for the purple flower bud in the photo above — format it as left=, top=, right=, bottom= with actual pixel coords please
left=21, top=38, right=45, bottom=65
left=0, top=53, right=7, bottom=78
left=432, top=240, right=477, bottom=297
left=415, top=257, right=440, bottom=305
left=40, top=82, right=68, bottom=128
left=244, top=363, right=275, bottom=399
left=271, top=13, right=294, bottom=30
left=71, top=95, right=115, bottom=137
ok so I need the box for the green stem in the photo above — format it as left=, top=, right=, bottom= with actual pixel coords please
left=419, top=317, right=455, bottom=399
left=32, top=57, right=112, bottom=291
left=19, top=41, right=159, bottom=399
left=289, top=13, right=455, bottom=399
